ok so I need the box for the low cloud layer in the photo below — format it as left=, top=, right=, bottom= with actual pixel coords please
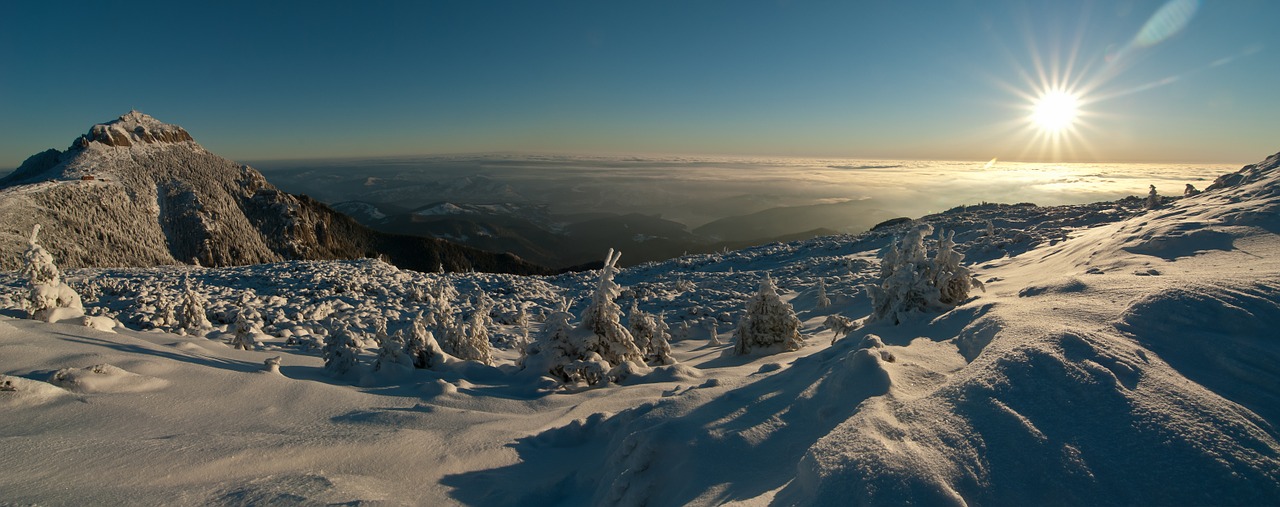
left=256, top=154, right=1232, bottom=228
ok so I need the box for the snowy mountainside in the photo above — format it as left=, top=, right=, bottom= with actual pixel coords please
left=0, top=112, right=547, bottom=274
left=2, top=150, right=1279, bottom=504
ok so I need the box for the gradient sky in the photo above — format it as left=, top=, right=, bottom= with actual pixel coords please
left=2, top=0, right=1277, bottom=169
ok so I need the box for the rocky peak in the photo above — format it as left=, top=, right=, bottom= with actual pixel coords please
left=75, top=110, right=195, bottom=148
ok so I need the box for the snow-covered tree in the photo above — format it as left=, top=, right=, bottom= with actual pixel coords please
left=647, top=312, right=676, bottom=365
left=20, top=225, right=83, bottom=321
left=177, top=278, right=211, bottom=336
left=815, top=277, right=831, bottom=308
left=579, top=249, right=643, bottom=366
left=229, top=290, right=261, bottom=350
left=522, top=300, right=580, bottom=382
left=322, top=322, right=361, bottom=376
left=733, top=274, right=804, bottom=355
left=522, top=250, right=646, bottom=386
left=450, top=295, right=493, bottom=364
left=707, top=320, right=722, bottom=345
left=373, top=320, right=413, bottom=372
left=627, top=302, right=676, bottom=365
left=1145, top=184, right=1161, bottom=209
left=404, top=313, right=452, bottom=369
left=1184, top=183, right=1201, bottom=197
left=868, top=224, right=984, bottom=325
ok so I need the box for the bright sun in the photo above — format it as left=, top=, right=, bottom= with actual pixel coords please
left=1031, top=90, right=1079, bottom=133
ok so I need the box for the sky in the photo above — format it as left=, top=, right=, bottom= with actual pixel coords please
left=1, top=0, right=1277, bottom=169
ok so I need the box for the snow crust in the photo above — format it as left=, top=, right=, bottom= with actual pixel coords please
left=2, top=152, right=1280, bottom=504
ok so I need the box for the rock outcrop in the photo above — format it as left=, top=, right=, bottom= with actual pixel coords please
left=0, top=112, right=549, bottom=275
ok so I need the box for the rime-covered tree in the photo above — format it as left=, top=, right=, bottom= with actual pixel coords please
left=322, top=322, right=361, bottom=375
left=1145, top=184, right=1161, bottom=209
left=733, top=274, right=804, bottom=355
left=20, top=225, right=83, bottom=321
left=579, top=249, right=643, bottom=366
left=177, top=278, right=211, bottom=336
left=450, top=295, right=493, bottom=364
left=868, top=224, right=984, bottom=324
left=647, top=312, right=676, bottom=365
left=707, top=320, right=722, bottom=345
left=523, top=299, right=581, bottom=382
left=815, top=277, right=831, bottom=308
left=373, top=319, right=413, bottom=372
left=1184, top=183, right=1201, bottom=197
left=628, top=300, right=655, bottom=354
left=628, top=302, right=675, bottom=366
left=404, top=313, right=452, bottom=369
left=229, top=290, right=261, bottom=350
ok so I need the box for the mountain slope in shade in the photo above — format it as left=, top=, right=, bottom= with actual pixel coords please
left=0, top=112, right=548, bottom=275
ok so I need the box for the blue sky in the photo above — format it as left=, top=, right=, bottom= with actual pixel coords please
left=1, top=0, right=1276, bottom=168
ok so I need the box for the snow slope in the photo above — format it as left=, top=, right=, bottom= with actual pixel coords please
left=2, top=152, right=1279, bottom=505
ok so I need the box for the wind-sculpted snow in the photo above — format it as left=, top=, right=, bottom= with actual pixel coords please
left=2, top=150, right=1280, bottom=505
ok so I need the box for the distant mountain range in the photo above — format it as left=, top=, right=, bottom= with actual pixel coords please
left=0, top=112, right=548, bottom=275
left=330, top=197, right=899, bottom=269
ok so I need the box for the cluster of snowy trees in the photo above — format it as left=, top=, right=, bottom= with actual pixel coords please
left=868, top=224, right=984, bottom=325
left=16, top=219, right=997, bottom=387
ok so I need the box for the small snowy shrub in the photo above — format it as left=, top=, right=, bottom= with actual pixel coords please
left=868, top=224, right=984, bottom=325
left=733, top=274, right=804, bottom=355
left=322, top=323, right=362, bottom=375
left=1145, top=184, right=1161, bottom=209
left=229, top=290, right=261, bottom=350
left=628, top=303, right=676, bottom=365
left=373, top=322, right=413, bottom=372
left=20, top=225, right=83, bottom=321
left=404, top=314, right=452, bottom=369
left=1184, top=184, right=1201, bottom=197
left=524, top=250, right=644, bottom=386
left=177, top=278, right=212, bottom=336
left=450, top=295, right=493, bottom=364
left=815, top=277, right=831, bottom=308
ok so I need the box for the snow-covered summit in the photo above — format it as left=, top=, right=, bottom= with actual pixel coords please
left=76, top=110, right=196, bottom=148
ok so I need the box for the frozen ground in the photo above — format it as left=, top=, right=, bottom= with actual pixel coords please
left=2, top=153, right=1279, bottom=505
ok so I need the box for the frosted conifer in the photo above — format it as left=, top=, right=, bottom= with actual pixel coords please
left=229, top=290, right=261, bottom=350
left=322, top=322, right=361, bottom=375
left=373, top=321, right=413, bottom=372
left=450, top=295, right=493, bottom=364
left=733, top=274, right=804, bottom=355
left=1145, top=185, right=1161, bottom=209
left=647, top=312, right=676, bottom=365
left=579, top=249, right=643, bottom=366
left=404, top=313, right=451, bottom=369
left=869, top=224, right=984, bottom=324
left=20, top=225, right=83, bottom=321
left=177, top=278, right=211, bottom=336
left=816, top=277, right=831, bottom=308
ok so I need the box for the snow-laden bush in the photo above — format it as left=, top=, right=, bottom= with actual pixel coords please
left=523, top=250, right=644, bottom=385
left=322, top=322, right=361, bottom=375
left=449, top=294, right=493, bottom=364
left=403, top=313, right=454, bottom=369
left=868, top=224, right=984, bottom=325
left=580, top=249, right=644, bottom=366
left=229, top=290, right=261, bottom=350
left=20, top=225, right=83, bottom=322
left=815, top=277, right=831, bottom=308
left=177, top=278, right=212, bottom=336
left=628, top=302, right=676, bottom=365
left=733, top=274, right=804, bottom=355
left=1145, top=184, right=1161, bottom=209
left=373, top=319, right=413, bottom=373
